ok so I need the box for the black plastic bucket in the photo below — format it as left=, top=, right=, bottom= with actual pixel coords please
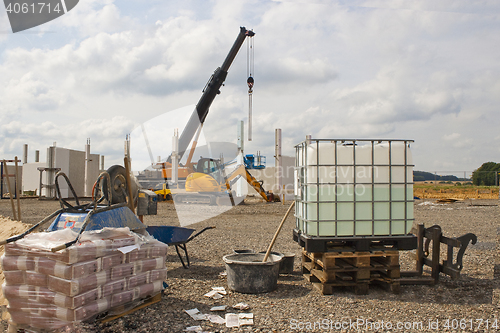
left=258, top=251, right=295, bottom=274
left=280, top=253, right=295, bottom=274
left=233, top=249, right=255, bottom=254
left=223, top=253, right=283, bottom=293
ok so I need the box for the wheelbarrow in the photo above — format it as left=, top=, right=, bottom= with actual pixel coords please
left=146, top=226, right=214, bottom=269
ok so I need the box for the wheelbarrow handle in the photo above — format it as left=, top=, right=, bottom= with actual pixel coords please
left=0, top=234, right=24, bottom=246
left=51, top=239, right=78, bottom=252
left=186, top=226, right=215, bottom=243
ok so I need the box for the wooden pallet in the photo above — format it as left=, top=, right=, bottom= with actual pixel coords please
left=7, top=293, right=163, bottom=332
left=302, top=250, right=400, bottom=295
left=100, top=292, right=162, bottom=323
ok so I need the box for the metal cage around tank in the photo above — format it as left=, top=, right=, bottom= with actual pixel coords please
left=293, top=138, right=417, bottom=251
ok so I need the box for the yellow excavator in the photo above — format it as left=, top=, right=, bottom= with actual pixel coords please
left=172, top=157, right=278, bottom=205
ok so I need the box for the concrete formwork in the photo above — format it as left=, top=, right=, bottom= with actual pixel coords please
left=22, top=146, right=100, bottom=199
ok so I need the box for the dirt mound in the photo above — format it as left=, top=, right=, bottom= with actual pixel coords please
left=0, top=216, right=31, bottom=307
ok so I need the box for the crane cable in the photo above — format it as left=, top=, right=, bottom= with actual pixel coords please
left=247, top=33, right=254, bottom=141
left=247, top=34, right=254, bottom=92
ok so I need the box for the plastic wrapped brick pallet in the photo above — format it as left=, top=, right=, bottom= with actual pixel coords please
left=1, top=227, right=167, bottom=331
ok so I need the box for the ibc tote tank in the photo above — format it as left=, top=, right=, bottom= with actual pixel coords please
left=294, top=139, right=414, bottom=239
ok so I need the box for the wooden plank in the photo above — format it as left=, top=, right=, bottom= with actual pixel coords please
left=390, top=282, right=401, bottom=294
left=377, top=268, right=401, bottom=279
left=302, top=261, right=315, bottom=272
left=303, top=272, right=321, bottom=283
left=334, top=258, right=355, bottom=270
left=311, top=281, right=333, bottom=295
left=100, top=293, right=162, bottom=323
left=399, top=277, right=435, bottom=285
left=335, top=272, right=353, bottom=281
left=371, top=254, right=399, bottom=267
left=308, top=251, right=400, bottom=273
left=355, top=269, right=371, bottom=281
left=311, top=268, right=330, bottom=283
left=302, top=248, right=402, bottom=295
left=354, top=283, right=369, bottom=295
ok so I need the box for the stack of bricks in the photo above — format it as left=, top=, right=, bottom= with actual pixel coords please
left=302, top=249, right=400, bottom=295
left=1, top=228, right=167, bottom=331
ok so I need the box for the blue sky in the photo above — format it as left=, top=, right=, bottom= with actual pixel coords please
left=1, top=0, right=499, bottom=177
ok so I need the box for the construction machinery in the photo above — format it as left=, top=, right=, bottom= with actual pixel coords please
left=173, top=157, right=278, bottom=205
left=153, top=183, right=172, bottom=201
left=243, top=153, right=265, bottom=169
left=140, top=26, right=274, bottom=205
left=157, top=27, right=255, bottom=184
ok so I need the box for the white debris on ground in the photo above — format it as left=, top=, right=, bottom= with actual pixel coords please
left=232, top=302, right=250, bottom=310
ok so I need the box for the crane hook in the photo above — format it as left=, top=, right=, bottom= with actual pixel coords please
left=247, top=76, right=254, bottom=93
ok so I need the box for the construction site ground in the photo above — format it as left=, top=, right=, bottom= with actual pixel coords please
left=414, top=183, right=499, bottom=200
left=0, top=197, right=498, bottom=332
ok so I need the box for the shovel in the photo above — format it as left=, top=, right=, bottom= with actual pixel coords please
left=262, top=201, right=295, bottom=262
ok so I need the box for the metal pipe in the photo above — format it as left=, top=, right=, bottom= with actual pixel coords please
left=47, top=146, right=56, bottom=198
left=172, top=128, right=179, bottom=184
left=23, top=144, right=28, bottom=164
left=275, top=129, right=282, bottom=195
left=15, top=157, right=21, bottom=221
left=84, top=138, right=91, bottom=197
left=248, top=92, right=252, bottom=141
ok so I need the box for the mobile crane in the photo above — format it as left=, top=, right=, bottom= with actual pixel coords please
left=155, top=27, right=277, bottom=205
left=159, top=26, right=255, bottom=181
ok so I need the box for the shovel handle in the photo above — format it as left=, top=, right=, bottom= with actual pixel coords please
left=263, top=201, right=295, bottom=262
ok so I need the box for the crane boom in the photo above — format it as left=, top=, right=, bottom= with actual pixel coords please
left=169, top=26, right=255, bottom=163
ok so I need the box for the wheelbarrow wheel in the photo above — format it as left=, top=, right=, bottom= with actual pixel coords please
left=104, top=165, right=138, bottom=204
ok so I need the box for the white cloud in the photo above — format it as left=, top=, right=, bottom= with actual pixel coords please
left=56, top=1, right=136, bottom=37
left=443, top=133, right=460, bottom=141
left=3, top=72, right=68, bottom=112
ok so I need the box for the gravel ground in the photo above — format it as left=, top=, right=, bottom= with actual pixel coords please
left=0, top=197, right=498, bottom=333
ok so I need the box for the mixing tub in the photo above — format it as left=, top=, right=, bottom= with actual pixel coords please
left=223, top=253, right=283, bottom=293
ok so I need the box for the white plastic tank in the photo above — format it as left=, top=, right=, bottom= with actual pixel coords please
left=295, top=139, right=414, bottom=237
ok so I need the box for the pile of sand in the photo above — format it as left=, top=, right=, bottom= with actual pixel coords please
left=0, top=216, right=31, bottom=308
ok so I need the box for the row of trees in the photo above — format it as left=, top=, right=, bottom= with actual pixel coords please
left=471, top=162, right=500, bottom=186
left=413, top=171, right=461, bottom=182
left=414, top=162, right=500, bottom=186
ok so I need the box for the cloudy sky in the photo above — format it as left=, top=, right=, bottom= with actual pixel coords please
left=1, top=0, right=499, bottom=176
